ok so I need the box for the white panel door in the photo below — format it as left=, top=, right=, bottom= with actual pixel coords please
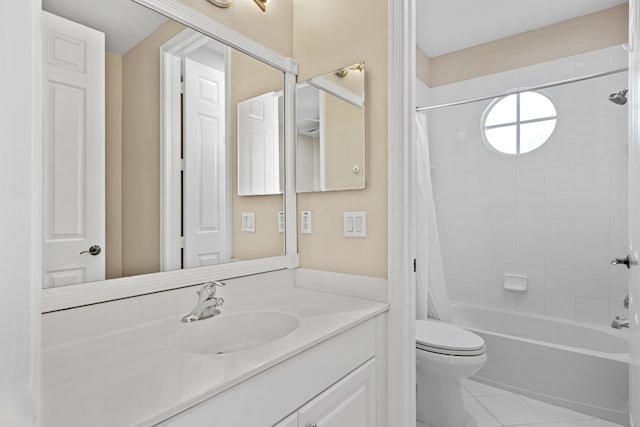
left=183, top=58, right=229, bottom=268
left=237, top=92, right=281, bottom=195
left=628, top=1, right=640, bottom=423
left=297, top=359, right=376, bottom=427
left=42, top=11, right=105, bottom=287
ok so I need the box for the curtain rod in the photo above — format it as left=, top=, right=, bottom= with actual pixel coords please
left=416, top=67, right=628, bottom=112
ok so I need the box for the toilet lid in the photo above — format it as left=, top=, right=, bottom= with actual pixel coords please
left=416, top=320, right=485, bottom=356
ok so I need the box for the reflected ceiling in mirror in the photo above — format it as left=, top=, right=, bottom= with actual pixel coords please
left=41, top=0, right=285, bottom=289
left=296, top=63, right=366, bottom=193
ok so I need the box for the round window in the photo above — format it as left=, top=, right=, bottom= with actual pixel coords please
left=482, top=91, right=557, bottom=155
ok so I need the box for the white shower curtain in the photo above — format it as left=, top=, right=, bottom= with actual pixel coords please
left=416, top=112, right=451, bottom=322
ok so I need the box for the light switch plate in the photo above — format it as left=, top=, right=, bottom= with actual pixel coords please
left=301, top=211, right=312, bottom=234
left=278, top=211, right=285, bottom=233
left=242, top=212, right=255, bottom=232
left=344, top=211, right=366, bottom=237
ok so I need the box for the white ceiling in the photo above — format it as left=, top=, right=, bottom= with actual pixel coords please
left=43, top=0, right=169, bottom=55
left=417, top=0, right=629, bottom=57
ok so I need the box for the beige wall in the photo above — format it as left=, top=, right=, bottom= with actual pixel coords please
left=293, top=0, right=388, bottom=278
left=415, top=48, right=431, bottom=87
left=419, top=5, right=628, bottom=87
left=177, top=0, right=293, bottom=56
left=105, top=51, right=123, bottom=279
left=121, top=21, right=184, bottom=277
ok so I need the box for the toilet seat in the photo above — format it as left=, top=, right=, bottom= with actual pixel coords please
left=416, top=319, right=485, bottom=357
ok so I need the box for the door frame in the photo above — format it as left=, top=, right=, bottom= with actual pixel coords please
left=159, top=28, right=232, bottom=271
left=627, top=0, right=640, bottom=424
left=387, top=0, right=417, bottom=426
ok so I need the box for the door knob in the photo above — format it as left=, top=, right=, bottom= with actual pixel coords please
left=611, top=255, right=631, bottom=269
left=80, top=245, right=102, bottom=256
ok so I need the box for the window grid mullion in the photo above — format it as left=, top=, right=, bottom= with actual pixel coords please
left=484, top=115, right=557, bottom=130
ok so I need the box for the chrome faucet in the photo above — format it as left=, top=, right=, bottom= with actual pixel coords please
left=611, top=315, right=629, bottom=329
left=181, top=281, right=226, bottom=323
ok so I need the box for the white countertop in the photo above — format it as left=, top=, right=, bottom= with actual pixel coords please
left=42, top=288, right=388, bottom=426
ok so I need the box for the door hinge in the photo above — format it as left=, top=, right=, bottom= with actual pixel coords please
left=413, top=258, right=417, bottom=272
left=179, top=79, right=184, bottom=94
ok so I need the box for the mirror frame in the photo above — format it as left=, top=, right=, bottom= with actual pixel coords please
left=41, top=0, right=299, bottom=313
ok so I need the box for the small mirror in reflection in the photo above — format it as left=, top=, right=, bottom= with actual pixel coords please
left=296, top=63, right=366, bottom=193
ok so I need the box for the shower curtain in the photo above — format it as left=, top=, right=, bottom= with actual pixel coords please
left=416, top=112, right=452, bottom=322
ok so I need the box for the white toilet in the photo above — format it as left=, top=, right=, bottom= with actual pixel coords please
left=416, top=319, right=487, bottom=427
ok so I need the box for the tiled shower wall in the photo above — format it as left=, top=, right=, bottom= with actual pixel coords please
left=424, top=46, right=629, bottom=325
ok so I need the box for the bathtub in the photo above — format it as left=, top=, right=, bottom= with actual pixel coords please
left=451, top=302, right=630, bottom=425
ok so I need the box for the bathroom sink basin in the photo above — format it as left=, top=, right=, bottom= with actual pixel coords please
left=172, top=311, right=300, bottom=355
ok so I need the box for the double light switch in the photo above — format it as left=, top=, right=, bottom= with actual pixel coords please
left=344, top=211, right=367, bottom=237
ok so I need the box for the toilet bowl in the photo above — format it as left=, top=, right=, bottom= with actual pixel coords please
left=416, top=319, right=487, bottom=427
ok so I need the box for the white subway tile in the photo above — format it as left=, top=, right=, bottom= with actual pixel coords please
left=545, top=218, right=575, bottom=242
left=575, top=265, right=609, bottom=299
left=575, top=296, right=610, bottom=325
left=517, top=218, right=545, bottom=242
left=515, top=291, right=546, bottom=315
left=517, top=168, right=546, bottom=194
left=545, top=192, right=576, bottom=218
left=517, top=239, right=545, bottom=266
left=491, top=240, right=517, bottom=265
left=545, top=293, right=576, bottom=320
left=545, top=267, right=575, bottom=295
left=517, top=193, right=546, bottom=218
left=490, top=217, right=517, bottom=241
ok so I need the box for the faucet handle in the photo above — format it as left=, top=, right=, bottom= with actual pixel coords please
left=624, top=294, right=630, bottom=310
left=198, top=281, right=226, bottom=300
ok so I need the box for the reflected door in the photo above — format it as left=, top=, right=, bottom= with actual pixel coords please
left=237, top=92, right=281, bottom=195
left=42, top=11, right=105, bottom=287
left=183, top=58, right=229, bottom=267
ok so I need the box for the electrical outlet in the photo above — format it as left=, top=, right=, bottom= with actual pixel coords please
left=301, top=211, right=312, bottom=234
left=242, top=212, right=255, bottom=232
left=278, top=211, right=285, bottom=233
left=344, top=211, right=366, bottom=237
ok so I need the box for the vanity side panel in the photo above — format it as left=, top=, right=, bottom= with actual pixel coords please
left=376, top=313, right=388, bottom=427
left=0, top=1, right=41, bottom=424
left=155, top=318, right=377, bottom=427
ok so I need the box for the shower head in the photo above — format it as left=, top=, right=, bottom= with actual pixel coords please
left=609, top=88, right=628, bottom=105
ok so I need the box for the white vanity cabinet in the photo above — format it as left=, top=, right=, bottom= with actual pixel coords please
left=158, top=315, right=385, bottom=427
left=275, top=359, right=376, bottom=427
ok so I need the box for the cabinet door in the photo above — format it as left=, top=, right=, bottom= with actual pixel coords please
left=297, top=359, right=375, bottom=427
left=274, top=413, right=297, bottom=427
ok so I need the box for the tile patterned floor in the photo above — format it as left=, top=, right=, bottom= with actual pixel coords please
left=417, top=379, right=625, bottom=427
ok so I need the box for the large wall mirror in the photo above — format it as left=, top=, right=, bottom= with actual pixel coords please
left=237, top=63, right=366, bottom=196
left=41, top=0, right=287, bottom=291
